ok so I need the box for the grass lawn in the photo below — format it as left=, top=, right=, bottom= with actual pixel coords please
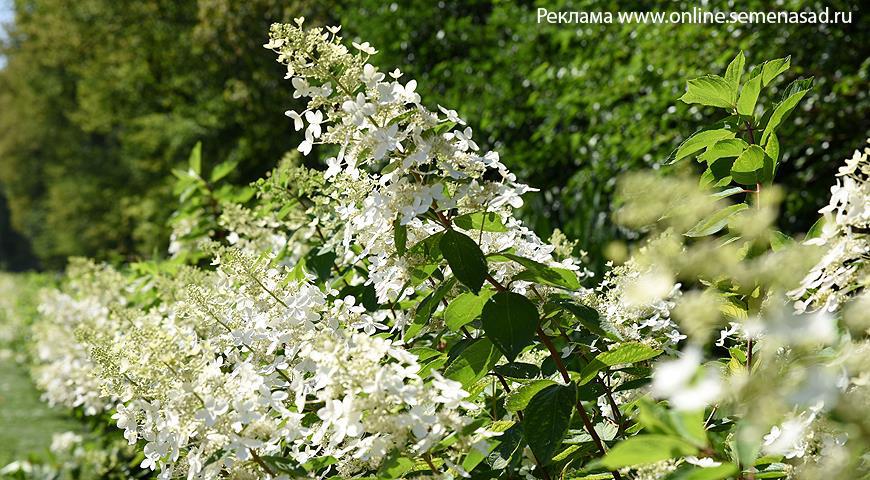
left=0, top=354, right=80, bottom=466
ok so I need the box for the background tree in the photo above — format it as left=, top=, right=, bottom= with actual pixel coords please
left=0, top=0, right=867, bottom=270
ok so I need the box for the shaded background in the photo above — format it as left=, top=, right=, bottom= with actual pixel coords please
left=0, top=0, right=868, bottom=271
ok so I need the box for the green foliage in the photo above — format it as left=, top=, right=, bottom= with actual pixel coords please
left=576, top=342, right=661, bottom=385
left=337, top=0, right=869, bottom=269
left=1, top=0, right=867, bottom=271
left=522, top=383, right=577, bottom=464
left=440, top=229, right=488, bottom=294
left=444, top=290, right=493, bottom=331
left=601, top=435, right=698, bottom=469
left=443, top=338, right=502, bottom=389
left=481, top=291, right=539, bottom=362
left=0, top=0, right=326, bottom=268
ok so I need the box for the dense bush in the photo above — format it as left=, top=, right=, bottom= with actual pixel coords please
left=1, top=0, right=867, bottom=269
left=2, top=23, right=868, bottom=479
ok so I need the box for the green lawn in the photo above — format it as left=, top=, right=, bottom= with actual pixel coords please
left=0, top=354, right=80, bottom=466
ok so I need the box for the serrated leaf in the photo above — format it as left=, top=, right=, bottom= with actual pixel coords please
left=761, top=56, right=791, bottom=86
left=433, top=120, right=457, bottom=136
left=737, top=74, right=762, bottom=116
left=805, top=216, right=826, bottom=240
left=409, top=231, right=444, bottom=262
left=440, top=229, right=487, bottom=293
left=724, top=51, right=745, bottom=90
left=699, top=166, right=733, bottom=188
left=444, top=290, right=494, bottom=331
left=669, top=128, right=737, bottom=164
left=404, top=278, right=456, bottom=341
left=188, top=141, right=202, bottom=176
left=512, top=266, right=580, bottom=290
left=494, top=362, right=539, bottom=380
left=685, top=203, right=749, bottom=237
left=552, top=300, right=615, bottom=340
left=577, top=342, right=661, bottom=385
left=500, top=253, right=580, bottom=290
left=453, top=211, right=508, bottom=232
left=377, top=452, right=415, bottom=479
left=710, top=187, right=746, bottom=199
left=505, top=379, right=557, bottom=412
left=670, top=409, right=708, bottom=447
left=765, top=133, right=780, bottom=165
left=679, top=75, right=736, bottom=108
left=699, top=138, right=748, bottom=164
left=209, top=159, right=238, bottom=183
left=667, top=464, right=738, bottom=480
left=443, top=338, right=502, bottom=389
left=523, top=383, right=577, bottom=464
left=761, top=77, right=813, bottom=144
left=481, top=291, right=539, bottom=362
left=770, top=231, right=793, bottom=252
left=601, top=435, right=698, bottom=469
left=731, top=145, right=769, bottom=185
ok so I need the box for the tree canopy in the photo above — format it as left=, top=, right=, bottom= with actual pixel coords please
left=0, top=0, right=867, bottom=269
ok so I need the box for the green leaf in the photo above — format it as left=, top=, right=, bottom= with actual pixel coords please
left=494, top=362, right=540, bottom=380
left=552, top=300, right=615, bottom=340
left=433, top=121, right=456, bottom=136
left=601, top=435, right=698, bottom=469
left=404, top=278, right=456, bottom=340
left=523, top=383, right=577, bottom=464
left=577, top=342, right=661, bottom=385
left=805, top=216, right=826, bottom=240
left=440, top=229, right=488, bottom=294
left=761, top=56, right=791, bottom=86
left=698, top=138, right=748, bottom=164
left=703, top=151, right=738, bottom=186
left=481, top=291, right=539, bottom=362
left=453, top=211, right=508, bottom=232
left=393, top=218, right=407, bottom=256
left=760, top=77, right=813, bottom=144
left=512, top=267, right=580, bottom=290
left=505, top=379, right=557, bottom=412
left=679, top=75, right=736, bottom=108
left=377, top=452, right=415, bottom=479
left=500, top=253, right=580, bottom=290
left=667, top=464, right=738, bottom=480
left=668, top=128, right=737, bottom=164
left=684, top=203, right=749, bottom=237
left=731, top=145, right=770, bottom=185
left=724, top=51, right=745, bottom=90
left=444, top=290, right=494, bottom=331
left=209, top=159, right=238, bottom=183
left=670, top=409, right=708, bottom=447
left=443, top=338, right=502, bottom=389
left=410, top=231, right=444, bottom=262
left=736, top=74, right=762, bottom=116
left=770, top=231, right=793, bottom=252
left=753, top=472, right=789, bottom=479
left=303, top=456, right=338, bottom=473
left=188, top=141, right=202, bottom=176
left=710, top=186, right=746, bottom=199
left=765, top=133, right=780, bottom=165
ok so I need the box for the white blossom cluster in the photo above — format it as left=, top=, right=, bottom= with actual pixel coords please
left=33, top=250, right=479, bottom=479
left=579, top=259, right=684, bottom=349
left=264, top=19, right=589, bottom=308
left=790, top=141, right=870, bottom=313
left=31, top=259, right=128, bottom=415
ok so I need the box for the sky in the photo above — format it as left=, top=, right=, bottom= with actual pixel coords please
left=0, top=0, right=11, bottom=68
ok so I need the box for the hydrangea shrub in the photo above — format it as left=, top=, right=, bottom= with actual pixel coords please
left=8, top=21, right=869, bottom=480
